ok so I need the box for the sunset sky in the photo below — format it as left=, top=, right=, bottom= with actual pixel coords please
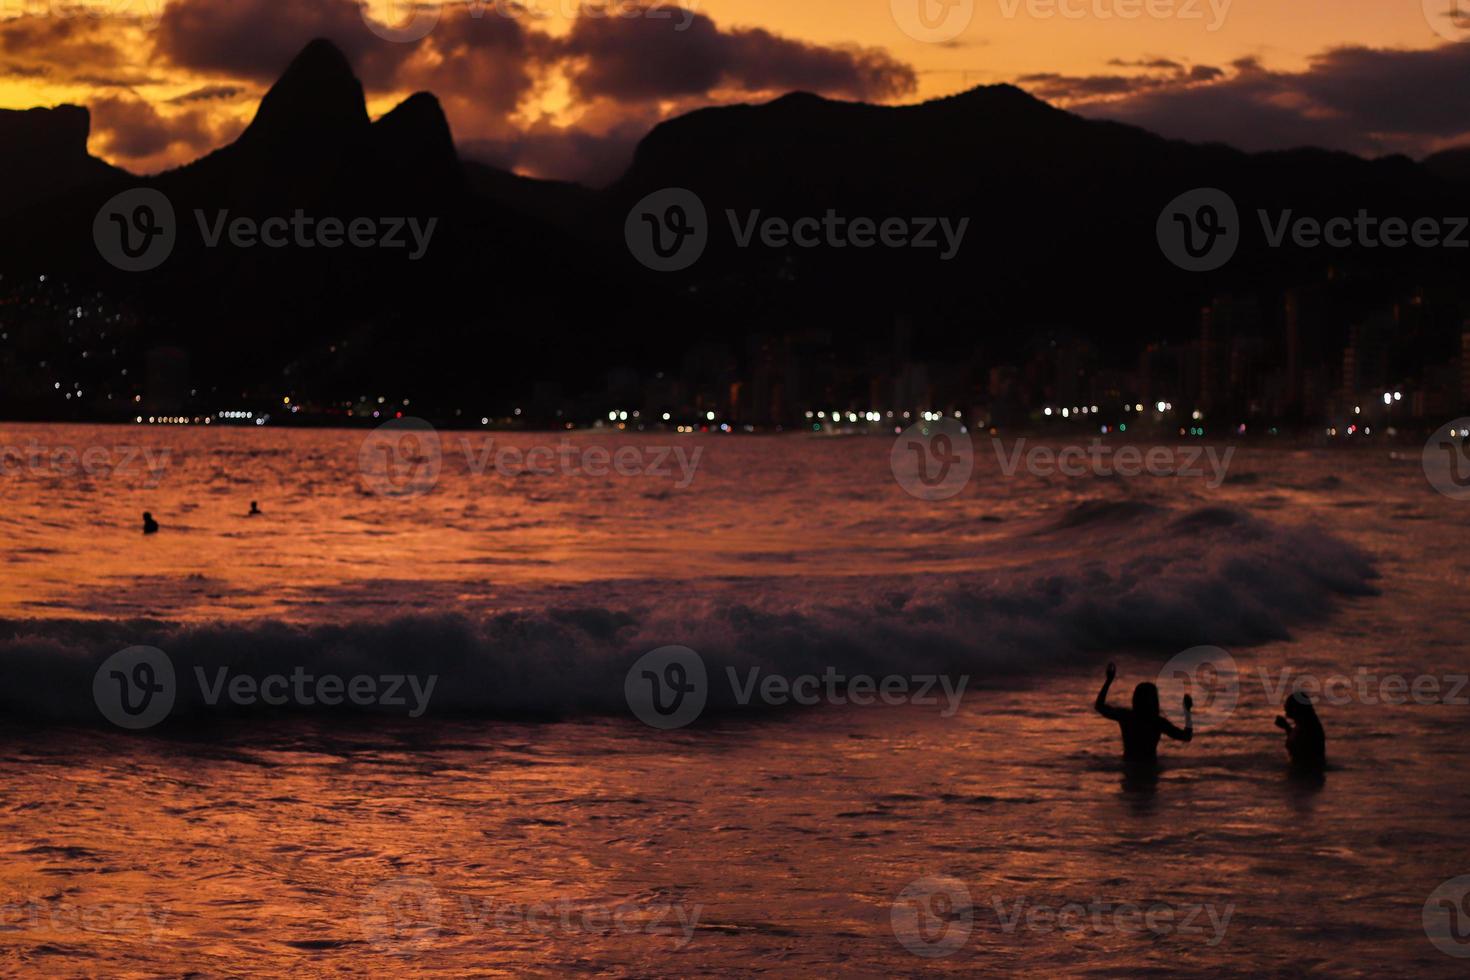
left=4, top=0, right=1469, bottom=182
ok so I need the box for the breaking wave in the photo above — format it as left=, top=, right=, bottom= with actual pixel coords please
left=0, top=503, right=1377, bottom=726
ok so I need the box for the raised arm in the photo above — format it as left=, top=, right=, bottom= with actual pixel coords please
left=1161, top=693, right=1194, bottom=742
left=1095, top=662, right=1125, bottom=720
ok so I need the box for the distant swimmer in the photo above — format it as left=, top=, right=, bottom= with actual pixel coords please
left=142, top=511, right=159, bottom=534
left=1275, top=691, right=1326, bottom=770
left=248, top=500, right=261, bottom=516
left=1095, top=662, right=1193, bottom=766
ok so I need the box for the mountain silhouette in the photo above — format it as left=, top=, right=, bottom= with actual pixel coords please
left=234, top=38, right=369, bottom=154
left=0, top=105, right=124, bottom=215
left=2, top=38, right=1468, bottom=418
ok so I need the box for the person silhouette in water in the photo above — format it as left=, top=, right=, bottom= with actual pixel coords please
left=1275, top=691, right=1326, bottom=770
left=1095, top=662, right=1193, bottom=765
left=142, top=511, right=159, bottom=534
left=248, top=500, right=261, bottom=516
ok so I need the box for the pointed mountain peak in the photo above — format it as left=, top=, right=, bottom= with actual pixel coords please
left=371, top=92, right=462, bottom=190
left=375, top=92, right=451, bottom=139
left=236, top=38, right=369, bottom=151
left=287, top=38, right=356, bottom=79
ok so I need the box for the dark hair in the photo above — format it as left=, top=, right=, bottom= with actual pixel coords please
left=1284, top=690, right=1319, bottom=724
left=1132, top=682, right=1160, bottom=716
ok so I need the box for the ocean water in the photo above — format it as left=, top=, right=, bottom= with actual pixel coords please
left=0, top=423, right=1466, bottom=975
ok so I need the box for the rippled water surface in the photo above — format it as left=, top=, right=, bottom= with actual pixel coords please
left=0, top=424, right=1466, bottom=976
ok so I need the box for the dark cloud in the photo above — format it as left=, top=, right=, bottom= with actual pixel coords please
left=1018, top=61, right=1219, bottom=102
left=392, top=6, right=548, bottom=125
left=1019, top=72, right=1153, bottom=100
left=0, top=15, right=133, bottom=82
left=558, top=7, right=916, bottom=103
left=1, top=63, right=51, bottom=78
left=1071, top=43, right=1470, bottom=158
left=89, top=95, right=236, bottom=165
left=1107, top=57, right=1182, bottom=70
left=72, top=72, right=168, bottom=87
left=167, top=84, right=247, bottom=104
left=153, top=0, right=407, bottom=85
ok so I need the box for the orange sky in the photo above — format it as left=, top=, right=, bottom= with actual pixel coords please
left=0, top=0, right=1462, bottom=177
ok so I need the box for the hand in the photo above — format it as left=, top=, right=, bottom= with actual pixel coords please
left=1183, top=694, right=1194, bottom=711
left=1274, top=716, right=1290, bottom=731
left=1105, top=662, right=1117, bottom=681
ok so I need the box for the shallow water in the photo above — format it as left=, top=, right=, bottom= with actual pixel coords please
left=0, top=424, right=1466, bottom=975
